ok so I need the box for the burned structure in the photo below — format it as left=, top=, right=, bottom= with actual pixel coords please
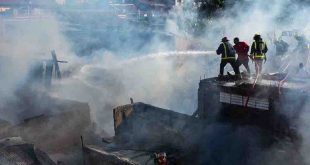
left=0, top=54, right=92, bottom=164
left=198, top=74, right=308, bottom=131
left=27, top=50, right=67, bottom=88
left=0, top=137, right=56, bottom=165
left=196, top=73, right=310, bottom=149
left=83, top=73, right=309, bottom=165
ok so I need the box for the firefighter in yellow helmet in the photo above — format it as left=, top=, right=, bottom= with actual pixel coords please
left=250, top=34, right=268, bottom=77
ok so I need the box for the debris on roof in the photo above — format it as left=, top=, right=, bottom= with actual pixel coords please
left=0, top=137, right=56, bottom=165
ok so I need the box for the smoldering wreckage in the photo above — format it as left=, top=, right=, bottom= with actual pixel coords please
left=1, top=1, right=310, bottom=165
left=0, top=48, right=309, bottom=165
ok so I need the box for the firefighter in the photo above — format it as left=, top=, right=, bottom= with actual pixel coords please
left=233, top=37, right=251, bottom=75
left=216, top=37, right=240, bottom=78
left=250, top=34, right=268, bottom=77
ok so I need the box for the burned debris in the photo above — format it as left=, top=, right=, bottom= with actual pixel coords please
left=0, top=52, right=93, bottom=164
left=0, top=90, right=93, bottom=163
left=82, top=73, right=309, bottom=165
left=83, top=146, right=139, bottom=165
left=0, top=137, right=56, bottom=165
left=27, top=50, right=67, bottom=88
left=1, top=47, right=308, bottom=164
left=197, top=73, right=309, bottom=142
left=1, top=0, right=310, bottom=165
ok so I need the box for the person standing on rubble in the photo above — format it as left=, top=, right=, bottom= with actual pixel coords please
left=250, top=34, right=268, bottom=77
left=216, top=37, right=240, bottom=78
left=233, top=37, right=251, bottom=75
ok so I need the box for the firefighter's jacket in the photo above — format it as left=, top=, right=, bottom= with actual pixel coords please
left=233, top=41, right=250, bottom=60
left=216, top=42, right=236, bottom=60
left=250, top=40, right=268, bottom=60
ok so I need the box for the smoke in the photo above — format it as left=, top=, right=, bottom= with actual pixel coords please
left=201, top=1, right=310, bottom=164
left=51, top=51, right=218, bottom=134
left=0, top=0, right=310, bottom=164
left=60, top=0, right=310, bottom=135
left=0, top=13, right=79, bottom=122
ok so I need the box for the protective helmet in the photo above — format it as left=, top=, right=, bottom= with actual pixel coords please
left=221, top=37, right=229, bottom=42
left=253, top=34, right=261, bottom=40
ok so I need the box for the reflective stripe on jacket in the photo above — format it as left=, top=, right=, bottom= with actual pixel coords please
left=250, top=41, right=268, bottom=60
left=216, top=42, right=236, bottom=60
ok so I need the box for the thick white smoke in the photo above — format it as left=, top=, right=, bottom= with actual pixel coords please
left=1, top=0, right=309, bottom=133
left=0, top=0, right=310, bottom=164
left=52, top=51, right=218, bottom=134
left=0, top=15, right=77, bottom=122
